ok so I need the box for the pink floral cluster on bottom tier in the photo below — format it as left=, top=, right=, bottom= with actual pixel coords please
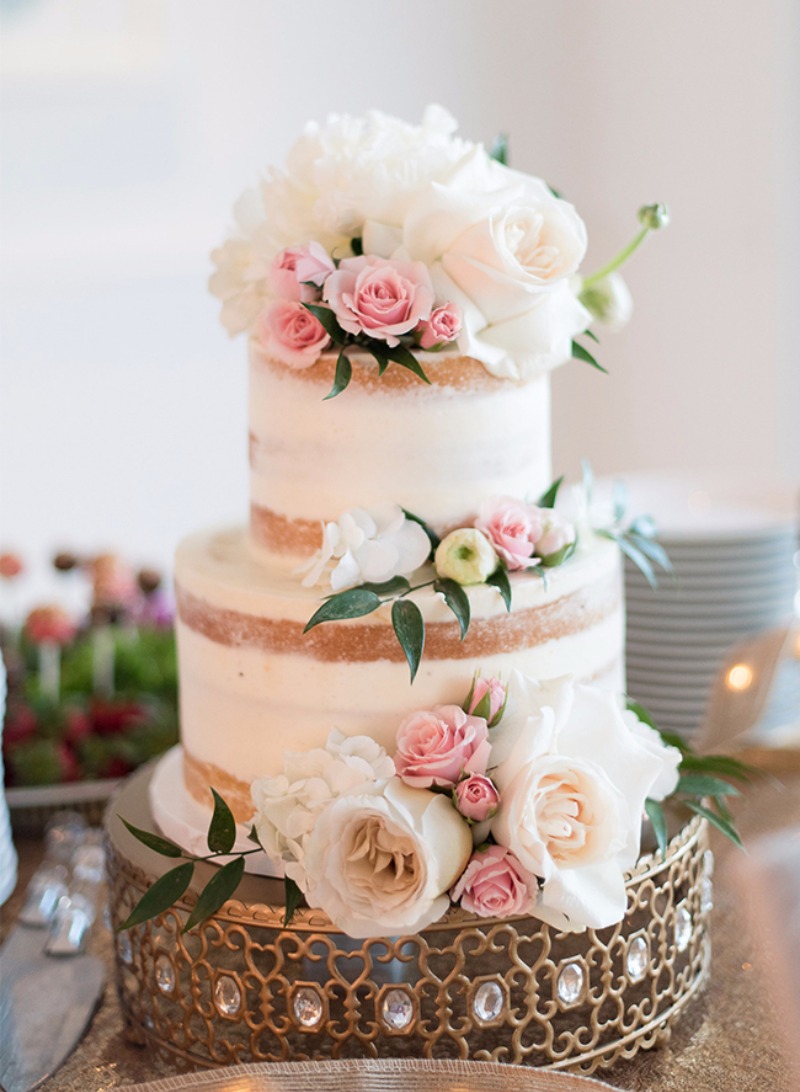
left=250, top=671, right=682, bottom=940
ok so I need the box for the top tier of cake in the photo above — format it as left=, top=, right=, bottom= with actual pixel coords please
left=248, top=345, right=552, bottom=560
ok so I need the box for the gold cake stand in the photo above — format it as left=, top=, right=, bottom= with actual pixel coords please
left=105, top=766, right=711, bottom=1076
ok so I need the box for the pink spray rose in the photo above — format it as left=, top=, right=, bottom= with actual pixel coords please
left=256, top=300, right=330, bottom=370
left=535, top=510, right=577, bottom=566
left=268, top=242, right=335, bottom=302
left=475, top=497, right=544, bottom=571
left=417, top=302, right=462, bottom=350
left=323, top=255, right=434, bottom=346
left=465, top=675, right=507, bottom=727
left=454, top=774, right=500, bottom=823
left=451, top=845, right=537, bottom=918
left=395, top=705, right=491, bottom=789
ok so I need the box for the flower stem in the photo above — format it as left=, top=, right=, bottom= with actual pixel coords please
left=581, top=226, right=650, bottom=290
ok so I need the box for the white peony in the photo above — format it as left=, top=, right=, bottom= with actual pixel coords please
left=299, top=503, right=431, bottom=592
left=250, top=730, right=395, bottom=887
left=303, top=778, right=473, bottom=938
left=490, top=673, right=681, bottom=932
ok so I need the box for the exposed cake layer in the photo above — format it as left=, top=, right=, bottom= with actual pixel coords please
left=175, top=527, right=624, bottom=821
left=249, top=344, right=552, bottom=556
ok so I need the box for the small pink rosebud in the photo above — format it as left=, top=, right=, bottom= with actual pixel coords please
left=417, top=301, right=462, bottom=350
left=454, top=774, right=500, bottom=823
left=451, top=845, right=537, bottom=918
left=535, top=511, right=577, bottom=567
left=464, top=675, right=507, bottom=727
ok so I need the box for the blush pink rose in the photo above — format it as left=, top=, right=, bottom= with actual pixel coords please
left=323, top=255, right=434, bottom=346
left=257, top=300, right=330, bottom=370
left=417, top=302, right=462, bottom=350
left=475, top=497, right=543, bottom=571
left=535, top=510, right=577, bottom=564
left=395, top=705, right=491, bottom=789
left=466, top=675, right=507, bottom=727
left=451, top=845, right=537, bottom=918
left=454, top=774, right=500, bottom=823
left=268, top=242, right=335, bottom=302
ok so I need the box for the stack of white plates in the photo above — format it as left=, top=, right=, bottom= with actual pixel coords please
left=617, top=475, right=798, bottom=741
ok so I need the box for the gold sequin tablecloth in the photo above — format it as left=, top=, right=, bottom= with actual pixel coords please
left=2, top=770, right=798, bottom=1092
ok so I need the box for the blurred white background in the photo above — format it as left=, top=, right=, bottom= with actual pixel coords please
left=1, top=0, right=798, bottom=600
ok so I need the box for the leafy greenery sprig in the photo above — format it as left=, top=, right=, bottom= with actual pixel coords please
left=632, top=700, right=753, bottom=855
left=303, top=481, right=571, bottom=683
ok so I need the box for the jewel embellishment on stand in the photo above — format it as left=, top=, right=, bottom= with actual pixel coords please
left=214, top=975, right=242, bottom=1017
left=292, top=986, right=324, bottom=1028
left=556, top=961, right=586, bottom=1007
left=154, top=954, right=175, bottom=995
left=674, top=903, right=692, bottom=952
left=472, top=980, right=505, bottom=1023
left=626, top=935, right=650, bottom=983
left=380, top=989, right=415, bottom=1031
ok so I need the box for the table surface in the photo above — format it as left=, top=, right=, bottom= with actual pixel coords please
left=2, top=768, right=798, bottom=1092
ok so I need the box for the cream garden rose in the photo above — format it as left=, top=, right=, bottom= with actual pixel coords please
left=303, top=779, right=472, bottom=938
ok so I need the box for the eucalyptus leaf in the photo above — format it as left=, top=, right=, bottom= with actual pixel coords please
left=537, top=475, right=564, bottom=510
left=686, top=802, right=744, bottom=848
left=304, top=588, right=382, bottom=632
left=380, top=343, right=431, bottom=384
left=628, top=532, right=673, bottom=572
left=630, top=513, right=658, bottom=539
left=182, top=857, right=245, bottom=934
left=676, top=773, right=741, bottom=798
left=489, top=133, right=509, bottom=165
left=645, top=798, right=668, bottom=857
left=615, top=534, right=657, bottom=589
left=392, top=598, right=425, bottom=682
left=571, top=339, right=608, bottom=374
left=434, top=578, right=470, bottom=640
left=401, top=508, right=440, bottom=553
left=304, top=303, right=346, bottom=342
left=120, top=818, right=184, bottom=859
left=207, top=788, right=237, bottom=855
left=487, top=567, right=512, bottom=611
left=284, top=876, right=304, bottom=928
left=323, top=350, right=352, bottom=401
left=359, top=576, right=411, bottom=597
left=612, top=479, right=629, bottom=524
left=118, top=861, right=195, bottom=931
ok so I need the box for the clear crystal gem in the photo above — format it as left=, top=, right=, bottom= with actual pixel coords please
left=293, top=986, right=323, bottom=1027
left=473, top=980, right=504, bottom=1023
left=381, top=988, right=414, bottom=1030
left=701, top=876, right=714, bottom=914
left=675, top=903, right=692, bottom=951
left=214, top=975, right=242, bottom=1016
left=118, top=931, right=133, bottom=965
left=154, top=954, right=175, bottom=994
left=556, top=961, right=585, bottom=1006
left=626, top=935, right=649, bottom=982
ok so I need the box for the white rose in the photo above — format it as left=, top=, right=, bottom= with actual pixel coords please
left=623, top=709, right=682, bottom=801
left=250, top=730, right=395, bottom=887
left=401, top=149, right=590, bottom=379
left=298, top=503, right=431, bottom=592
left=490, top=673, right=681, bottom=931
left=578, top=272, right=633, bottom=332
left=303, top=779, right=472, bottom=938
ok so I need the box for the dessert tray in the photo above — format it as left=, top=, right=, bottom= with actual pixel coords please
left=106, top=766, right=712, bottom=1076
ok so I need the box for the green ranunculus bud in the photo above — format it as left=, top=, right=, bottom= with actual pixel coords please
left=434, top=529, right=498, bottom=586
left=637, top=203, right=670, bottom=230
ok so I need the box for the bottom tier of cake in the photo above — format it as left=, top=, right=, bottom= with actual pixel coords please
left=106, top=765, right=712, bottom=1075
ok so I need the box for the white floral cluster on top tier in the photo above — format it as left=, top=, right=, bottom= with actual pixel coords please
left=210, top=105, right=591, bottom=381
left=250, top=671, right=681, bottom=939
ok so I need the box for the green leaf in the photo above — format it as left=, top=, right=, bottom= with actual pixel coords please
left=547, top=182, right=563, bottom=199
left=615, top=534, right=657, bottom=589
left=645, top=798, right=668, bottom=857
left=248, top=824, right=261, bottom=846
left=489, top=132, right=509, bottom=165
left=304, top=303, right=346, bottom=342
left=380, top=342, right=431, bottom=384
left=359, top=576, right=411, bottom=597
left=182, top=857, right=245, bottom=934
left=323, top=349, right=352, bottom=401
left=350, top=236, right=363, bottom=256
left=658, top=728, right=691, bottom=753
left=679, top=753, right=755, bottom=782
left=283, top=876, right=304, bottom=928
left=304, top=588, right=382, bottom=632
left=612, top=479, right=629, bottom=524
left=120, top=817, right=183, bottom=858
left=686, top=802, right=744, bottom=849
left=118, top=861, right=195, bottom=931
left=630, top=513, right=657, bottom=539
left=486, top=567, right=512, bottom=611
left=676, top=774, right=741, bottom=798
left=434, top=578, right=470, bottom=640
left=401, top=508, right=440, bottom=553
left=625, top=698, right=659, bottom=733
left=583, top=328, right=600, bottom=344
left=392, top=598, right=425, bottom=682
left=537, top=475, right=564, bottom=509
left=628, top=532, right=673, bottom=573
left=207, top=788, right=237, bottom=855
left=571, top=339, right=608, bottom=374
